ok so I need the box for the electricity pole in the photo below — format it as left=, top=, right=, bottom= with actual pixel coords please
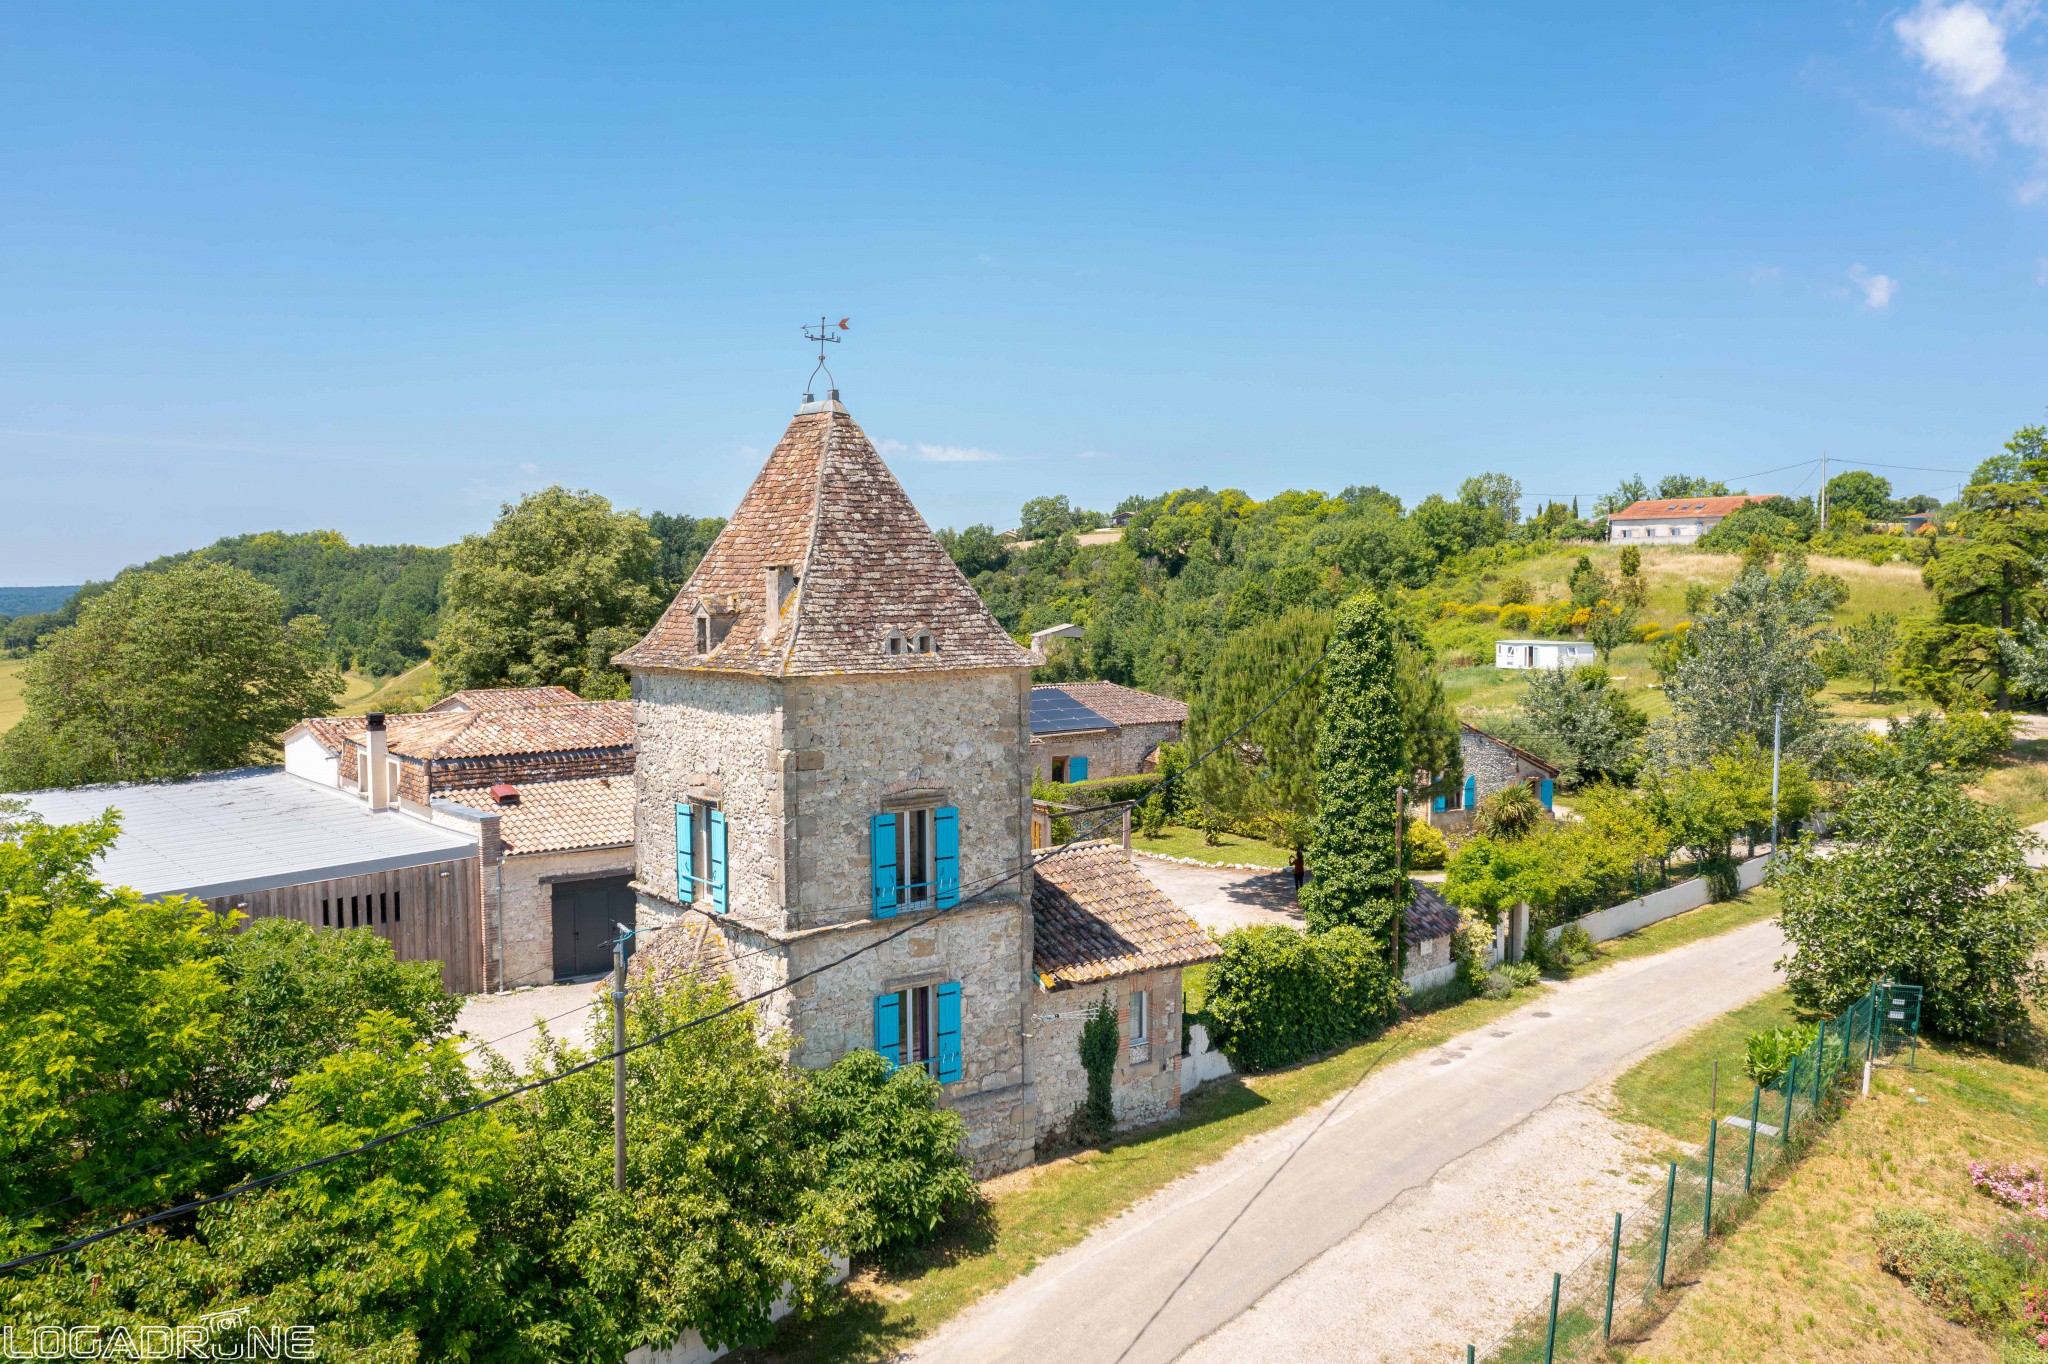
left=1817, top=450, right=1827, bottom=529
left=1391, top=784, right=1407, bottom=979
left=1769, top=701, right=1783, bottom=854
left=612, top=923, right=633, bottom=1191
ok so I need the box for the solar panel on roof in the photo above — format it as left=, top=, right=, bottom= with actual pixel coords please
left=1030, top=688, right=1118, bottom=736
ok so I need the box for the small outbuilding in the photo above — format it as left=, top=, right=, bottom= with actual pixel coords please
left=1428, top=723, right=1559, bottom=829
left=1029, top=682, right=1188, bottom=783
left=1494, top=639, right=1596, bottom=671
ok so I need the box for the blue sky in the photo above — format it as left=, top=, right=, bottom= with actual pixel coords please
left=3, top=2, right=2045, bottom=582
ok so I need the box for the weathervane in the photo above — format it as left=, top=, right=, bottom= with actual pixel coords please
left=802, top=315, right=850, bottom=399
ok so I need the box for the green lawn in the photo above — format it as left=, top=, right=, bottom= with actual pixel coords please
left=1128, top=823, right=1295, bottom=868
left=1611, top=986, right=1803, bottom=1145
left=0, top=657, right=23, bottom=734
left=1968, top=737, right=2048, bottom=828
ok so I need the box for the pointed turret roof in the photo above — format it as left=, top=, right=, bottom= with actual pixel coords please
left=616, top=397, right=1037, bottom=677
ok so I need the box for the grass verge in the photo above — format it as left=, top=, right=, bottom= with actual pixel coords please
left=1128, top=823, right=1294, bottom=868
left=1970, top=738, right=2048, bottom=829
left=1611, top=987, right=1802, bottom=1145
left=1619, top=1018, right=2048, bottom=1362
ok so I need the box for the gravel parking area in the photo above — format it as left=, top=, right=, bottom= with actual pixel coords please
left=456, top=978, right=609, bottom=1072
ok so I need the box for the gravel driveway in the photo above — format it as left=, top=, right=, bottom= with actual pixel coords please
left=1131, top=856, right=1303, bottom=935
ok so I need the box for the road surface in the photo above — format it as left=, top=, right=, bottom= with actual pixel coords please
left=912, top=917, right=1787, bottom=1364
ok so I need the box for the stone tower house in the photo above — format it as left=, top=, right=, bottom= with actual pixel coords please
left=615, top=391, right=1043, bottom=1173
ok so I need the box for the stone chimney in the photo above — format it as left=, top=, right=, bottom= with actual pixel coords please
left=762, top=565, right=796, bottom=643
left=366, top=711, right=391, bottom=811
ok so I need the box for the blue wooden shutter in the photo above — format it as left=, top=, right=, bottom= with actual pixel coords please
left=1432, top=795, right=1446, bottom=812
left=708, top=807, right=728, bottom=913
left=934, top=982, right=962, bottom=1082
left=873, top=992, right=901, bottom=1070
left=674, top=802, right=694, bottom=900
left=1463, top=775, right=1477, bottom=810
left=1070, top=755, right=1088, bottom=782
left=1539, top=778, right=1554, bottom=810
left=933, top=806, right=960, bottom=908
left=870, top=813, right=898, bottom=917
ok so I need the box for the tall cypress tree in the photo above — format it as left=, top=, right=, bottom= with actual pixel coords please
left=1300, top=591, right=1409, bottom=937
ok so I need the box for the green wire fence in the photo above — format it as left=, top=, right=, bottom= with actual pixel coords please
left=1470, top=978, right=1922, bottom=1363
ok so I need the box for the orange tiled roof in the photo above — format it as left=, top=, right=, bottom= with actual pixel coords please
left=427, top=686, right=582, bottom=713
left=347, top=701, right=632, bottom=762
left=441, top=776, right=633, bottom=855
left=1031, top=840, right=1221, bottom=987
left=1038, top=681, right=1187, bottom=728
left=1608, top=495, right=1768, bottom=521
left=615, top=400, right=1036, bottom=678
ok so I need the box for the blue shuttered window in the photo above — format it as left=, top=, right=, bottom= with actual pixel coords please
left=870, top=813, right=898, bottom=917
left=873, top=992, right=902, bottom=1070
left=1070, top=755, right=1088, bottom=782
left=674, top=803, right=694, bottom=900
left=933, top=806, right=959, bottom=908
left=934, top=982, right=962, bottom=1082
left=1432, top=795, right=1446, bottom=812
left=708, top=807, right=728, bottom=913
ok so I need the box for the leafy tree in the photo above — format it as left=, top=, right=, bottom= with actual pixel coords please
left=1458, top=472, right=1522, bottom=526
left=1696, top=497, right=1816, bottom=553
left=1616, top=545, right=1649, bottom=612
left=1517, top=664, right=1647, bottom=786
left=0, top=813, right=232, bottom=1251
left=1585, top=598, right=1640, bottom=665
left=1186, top=608, right=1330, bottom=849
left=1567, top=555, right=1610, bottom=608
left=1967, top=423, right=2048, bottom=488
left=438, top=486, right=663, bottom=700
left=1683, top=582, right=1713, bottom=618
left=1655, top=474, right=1732, bottom=498
left=1017, top=494, right=1102, bottom=540
left=1300, top=593, right=1408, bottom=937
left=1824, top=469, right=1893, bottom=520
left=1497, top=576, right=1533, bottom=606
left=648, top=511, right=726, bottom=598
left=1595, top=475, right=1649, bottom=517
left=1836, top=609, right=1903, bottom=700
left=0, top=561, right=341, bottom=790
left=1651, top=563, right=1836, bottom=770
left=1772, top=774, right=2048, bottom=1041
left=938, top=523, right=1011, bottom=577
left=796, top=1049, right=975, bottom=1256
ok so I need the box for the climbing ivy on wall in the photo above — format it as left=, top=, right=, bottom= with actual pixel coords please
left=1076, top=996, right=1121, bottom=1141
left=1299, top=590, right=1409, bottom=940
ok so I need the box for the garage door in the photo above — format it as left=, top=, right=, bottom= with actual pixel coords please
left=551, top=876, right=636, bottom=981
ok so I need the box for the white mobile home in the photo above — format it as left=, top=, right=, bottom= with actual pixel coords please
left=1495, top=639, right=1597, bottom=671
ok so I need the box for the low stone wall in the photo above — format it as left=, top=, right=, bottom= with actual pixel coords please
left=1546, top=853, right=1770, bottom=947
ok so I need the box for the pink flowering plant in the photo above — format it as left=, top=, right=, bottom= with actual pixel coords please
left=1972, top=1162, right=2048, bottom=1220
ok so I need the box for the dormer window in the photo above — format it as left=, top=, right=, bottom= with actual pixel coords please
left=884, top=629, right=936, bottom=657
left=695, top=607, right=735, bottom=655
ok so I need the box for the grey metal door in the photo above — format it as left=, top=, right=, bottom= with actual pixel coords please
left=551, top=876, right=635, bottom=980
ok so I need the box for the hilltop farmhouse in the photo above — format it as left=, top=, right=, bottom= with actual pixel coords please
left=1605, top=494, right=1768, bottom=544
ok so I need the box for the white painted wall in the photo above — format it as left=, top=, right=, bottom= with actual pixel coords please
left=283, top=733, right=339, bottom=788
left=628, top=1257, right=851, bottom=1364
left=1547, top=854, right=1771, bottom=947
left=1180, top=1022, right=1233, bottom=1095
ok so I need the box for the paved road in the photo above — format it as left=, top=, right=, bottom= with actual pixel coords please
left=1132, top=855, right=1303, bottom=935
left=912, top=917, right=1787, bottom=1364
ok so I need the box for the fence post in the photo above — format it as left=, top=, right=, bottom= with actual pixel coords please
left=1703, top=1115, right=1719, bottom=1237
left=1657, top=1161, right=1676, bottom=1287
left=1466, top=1347, right=1474, bottom=1364
left=1543, top=1271, right=1561, bottom=1364
left=1780, top=1058, right=1796, bottom=1146
left=1744, top=1084, right=1761, bottom=1193
left=1812, top=1020, right=1826, bottom=1107
left=1604, top=1211, right=1622, bottom=1340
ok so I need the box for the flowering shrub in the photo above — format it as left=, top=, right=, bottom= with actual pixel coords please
left=1972, top=1162, right=2048, bottom=1220
left=2024, top=1285, right=2048, bottom=1350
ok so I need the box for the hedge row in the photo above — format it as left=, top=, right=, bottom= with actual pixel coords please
left=1204, top=924, right=1401, bottom=1072
left=1034, top=772, right=1162, bottom=810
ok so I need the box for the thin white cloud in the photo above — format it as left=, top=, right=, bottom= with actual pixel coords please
left=1078, top=449, right=1113, bottom=460
left=1849, top=263, right=1899, bottom=308
left=877, top=437, right=1006, bottom=463
left=1746, top=265, right=1784, bottom=286
left=1891, top=1, right=2048, bottom=190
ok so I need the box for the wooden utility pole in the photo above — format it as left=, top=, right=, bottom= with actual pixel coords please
left=612, top=925, right=631, bottom=1191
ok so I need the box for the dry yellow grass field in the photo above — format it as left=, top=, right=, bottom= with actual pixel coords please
left=1619, top=1023, right=2048, bottom=1362
left=0, top=657, right=24, bottom=734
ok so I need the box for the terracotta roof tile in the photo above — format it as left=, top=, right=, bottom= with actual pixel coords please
left=427, top=686, right=583, bottom=713
left=441, top=776, right=634, bottom=855
left=629, top=915, right=737, bottom=992
left=1404, top=880, right=1463, bottom=945
left=1608, top=495, right=1769, bottom=521
left=1031, top=840, right=1221, bottom=987
left=1038, top=682, right=1187, bottom=728
left=337, top=702, right=633, bottom=763
left=615, top=401, right=1036, bottom=678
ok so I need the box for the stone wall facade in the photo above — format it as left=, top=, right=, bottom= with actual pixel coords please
left=496, top=846, right=636, bottom=990
left=1030, top=718, right=1179, bottom=784
left=629, top=664, right=1039, bottom=1175
left=1029, top=966, right=1186, bottom=1147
